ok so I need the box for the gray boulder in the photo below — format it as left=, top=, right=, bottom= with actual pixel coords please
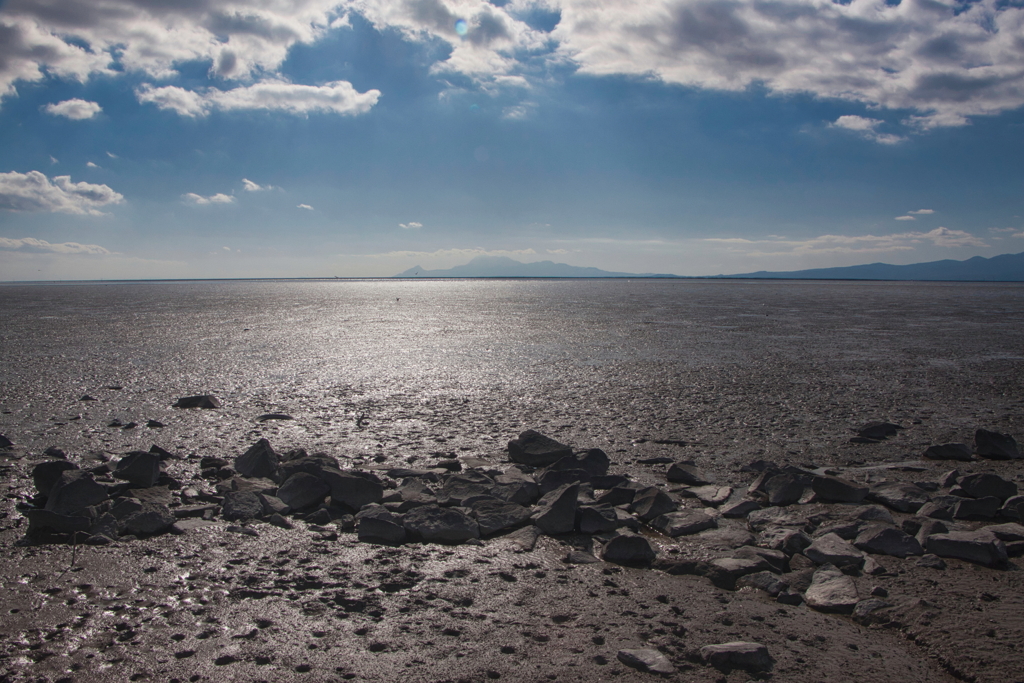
left=235, top=438, right=280, bottom=479
left=222, top=490, right=264, bottom=521
left=706, top=556, right=772, bottom=589
left=507, top=430, right=573, bottom=467
left=536, top=468, right=589, bottom=495
left=721, top=499, right=760, bottom=518
left=700, top=642, right=773, bottom=672
left=578, top=505, right=620, bottom=534
left=438, top=473, right=494, bottom=506
left=113, top=451, right=162, bottom=488
left=44, top=470, right=107, bottom=516
left=25, top=509, right=92, bottom=536
left=958, top=473, right=1017, bottom=501
left=617, top=648, right=674, bottom=675
left=356, top=505, right=406, bottom=544
left=630, top=486, right=677, bottom=522
left=403, top=505, right=479, bottom=543
left=121, top=502, right=176, bottom=535
left=804, top=564, right=859, bottom=614
left=602, top=532, right=656, bottom=565
left=854, top=525, right=923, bottom=558
left=952, top=496, right=1002, bottom=520
left=667, top=462, right=708, bottom=485
left=866, top=482, right=930, bottom=513
left=985, top=522, right=1024, bottom=543
left=32, top=460, right=78, bottom=496
left=276, top=472, right=330, bottom=510
left=812, top=475, right=868, bottom=503
left=765, top=474, right=805, bottom=506
left=926, top=530, right=1008, bottom=566
left=469, top=499, right=532, bottom=536
left=804, top=533, right=864, bottom=567
left=650, top=509, right=717, bottom=537
left=757, top=527, right=812, bottom=555
left=596, top=485, right=639, bottom=507
left=746, top=506, right=811, bottom=532
left=975, top=429, right=1020, bottom=460
left=323, top=468, right=383, bottom=511
left=923, top=443, right=974, bottom=461
left=532, top=483, right=579, bottom=535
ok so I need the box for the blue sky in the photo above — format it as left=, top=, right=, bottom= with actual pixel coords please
left=1, top=0, right=1023, bottom=279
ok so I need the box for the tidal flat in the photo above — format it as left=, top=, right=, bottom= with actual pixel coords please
left=1, top=279, right=1023, bottom=682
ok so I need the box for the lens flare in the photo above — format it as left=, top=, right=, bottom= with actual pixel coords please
left=454, top=19, right=468, bottom=36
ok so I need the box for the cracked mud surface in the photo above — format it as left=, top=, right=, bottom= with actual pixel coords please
left=2, top=279, right=1023, bottom=682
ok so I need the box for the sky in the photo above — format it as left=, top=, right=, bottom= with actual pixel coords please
left=1, top=0, right=1023, bottom=280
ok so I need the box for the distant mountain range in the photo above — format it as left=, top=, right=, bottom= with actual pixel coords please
left=393, top=256, right=680, bottom=278
left=393, top=251, right=1024, bottom=281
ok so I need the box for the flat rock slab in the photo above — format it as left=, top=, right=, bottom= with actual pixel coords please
left=276, top=472, right=330, bottom=510
left=923, top=443, right=974, bottom=461
left=700, top=641, right=773, bottom=672
left=403, top=505, right=479, bottom=544
left=854, top=525, right=923, bottom=558
left=651, top=509, right=717, bottom=537
left=805, top=565, right=859, bottom=614
left=616, top=648, right=675, bottom=675
left=926, top=530, right=1008, bottom=566
left=603, top=532, right=656, bottom=566
left=958, top=473, right=1017, bottom=501
left=507, top=430, right=573, bottom=467
left=812, top=475, right=868, bottom=503
left=974, top=429, right=1020, bottom=460
left=805, top=532, right=864, bottom=567
left=867, top=483, right=930, bottom=513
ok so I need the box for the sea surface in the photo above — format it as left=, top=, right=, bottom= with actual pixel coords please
left=2, top=279, right=1023, bottom=469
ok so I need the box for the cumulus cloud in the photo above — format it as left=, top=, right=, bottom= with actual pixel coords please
left=909, top=209, right=935, bottom=215
left=0, top=236, right=111, bottom=255
left=86, top=161, right=99, bottom=168
left=242, top=178, right=270, bottom=191
left=895, top=215, right=916, bottom=221
left=43, top=98, right=102, bottom=120
left=0, top=170, right=124, bottom=215
left=136, top=80, right=380, bottom=117
left=399, top=221, right=423, bottom=230
left=297, top=203, right=314, bottom=210
left=705, top=227, right=988, bottom=256
left=182, top=192, right=235, bottom=205
left=831, top=115, right=904, bottom=145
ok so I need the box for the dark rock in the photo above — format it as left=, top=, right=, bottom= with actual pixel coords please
left=578, top=505, right=620, bottom=534
left=757, top=528, right=812, bottom=555
left=590, top=474, right=629, bottom=489
left=113, top=451, right=162, bottom=488
left=684, top=485, right=732, bottom=507
left=0, top=434, right=11, bottom=449
left=746, top=506, right=811, bottom=533
left=25, top=509, right=92, bottom=536
left=304, top=508, right=333, bottom=525
left=975, top=429, right=1021, bottom=460
left=917, top=553, right=946, bottom=569
left=256, top=412, right=293, bottom=422
left=854, top=525, right=923, bottom=558
left=926, top=530, right=1008, bottom=566
left=666, top=462, right=708, bottom=485
left=276, top=472, right=330, bottom=510
left=44, top=470, right=107, bottom=516
left=356, top=506, right=406, bottom=544
left=536, top=468, right=589, bottom=495
left=736, top=571, right=788, bottom=597
left=258, top=493, right=291, bottom=516
left=577, top=449, right=611, bottom=477
left=121, top=502, right=176, bottom=535
left=812, top=475, right=868, bottom=504
left=765, top=474, right=805, bottom=506
left=706, top=557, right=771, bottom=589
left=952, top=496, right=1002, bottom=520
left=403, top=505, right=479, bottom=543
left=939, top=469, right=959, bottom=488
left=923, top=443, right=973, bottom=461
left=747, top=469, right=782, bottom=495
left=866, top=482, right=930, bottom=513
left=650, top=509, right=717, bottom=537
left=602, top=532, right=656, bottom=566
left=438, top=474, right=494, bottom=506
left=630, top=486, right=677, bottom=521
left=279, top=454, right=341, bottom=481
left=43, top=446, right=67, bottom=459
left=697, top=527, right=755, bottom=549
left=235, top=439, right=280, bottom=480
left=565, top=550, right=601, bottom=564
left=913, top=519, right=949, bottom=547
left=734, top=545, right=787, bottom=573
left=804, top=564, right=859, bottom=614
left=857, top=422, right=901, bottom=440
left=986, top=522, right=1024, bottom=543
left=958, top=473, right=1018, bottom=501
left=720, top=499, right=760, bottom=518
left=616, top=648, right=674, bottom=675
left=221, top=491, right=264, bottom=521
left=32, top=460, right=78, bottom=496
left=172, top=395, right=220, bottom=409
left=595, top=485, right=638, bottom=507
left=470, top=499, right=532, bottom=536
left=323, top=468, right=384, bottom=511
left=507, top=430, right=573, bottom=467
left=533, top=483, right=579, bottom=535
left=852, top=598, right=892, bottom=625
left=804, top=533, right=864, bottom=567
left=700, top=642, right=773, bottom=672
left=269, top=513, right=293, bottom=529
left=916, top=501, right=953, bottom=520
left=1000, top=495, right=1024, bottom=521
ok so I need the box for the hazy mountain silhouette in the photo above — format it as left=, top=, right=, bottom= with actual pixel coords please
left=393, top=255, right=680, bottom=278
left=393, top=251, right=1024, bottom=281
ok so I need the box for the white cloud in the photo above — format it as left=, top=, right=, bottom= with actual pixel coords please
left=0, top=170, right=124, bottom=215
left=242, top=178, right=271, bottom=191
left=0, top=236, right=111, bottom=255
left=297, top=203, right=314, bottom=210
left=86, top=161, right=99, bottom=168
left=909, top=209, right=935, bottom=215
left=704, top=227, right=987, bottom=256
left=399, top=221, right=423, bottom=230
left=182, top=192, right=235, bottom=205
left=136, top=80, right=380, bottom=117
left=43, top=98, right=102, bottom=120
left=895, top=215, right=915, bottom=221
left=106, top=151, right=118, bottom=159
left=831, top=115, right=903, bottom=145
left=990, top=227, right=1018, bottom=234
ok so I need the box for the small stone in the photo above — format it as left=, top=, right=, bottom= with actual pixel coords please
left=917, top=553, right=946, bottom=569
left=857, top=422, right=900, bottom=440
left=172, top=395, right=220, bottom=409
left=113, top=451, right=162, bottom=488
left=565, top=550, right=601, bottom=564
left=602, top=532, right=656, bottom=565
left=974, top=429, right=1021, bottom=460
left=952, top=496, right=1002, bottom=520
left=507, top=430, right=573, bottom=467
left=923, top=443, right=974, bottom=461
left=268, top=513, right=293, bottom=529
left=356, top=505, right=406, bottom=544
left=866, top=483, right=930, bottom=513
left=700, top=641, right=773, bottom=672
left=630, top=486, right=677, bottom=521
left=617, top=648, right=675, bottom=675
left=765, top=474, right=805, bottom=506
left=650, top=509, right=717, bottom=537
left=235, top=438, right=280, bottom=480
left=812, top=475, right=868, bottom=503
left=146, top=419, right=164, bottom=428
left=804, top=564, right=859, bottom=614
left=666, top=462, right=708, bottom=485
left=222, top=491, right=264, bottom=521
left=720, top=499, right=760, bottom=518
